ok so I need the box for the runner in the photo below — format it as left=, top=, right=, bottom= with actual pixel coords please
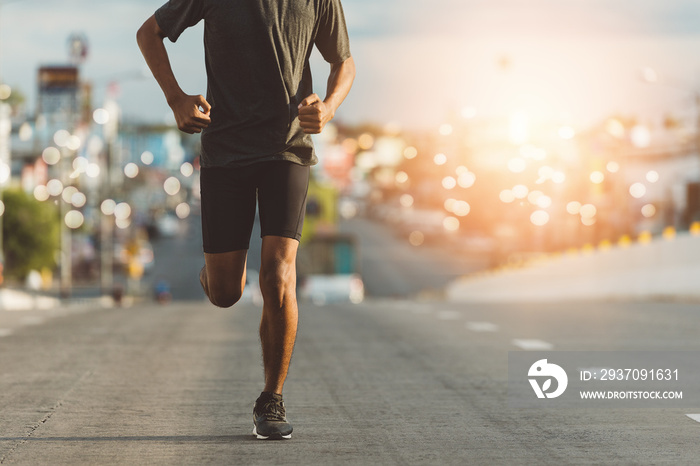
left=137, top=0, right=355, bottom=439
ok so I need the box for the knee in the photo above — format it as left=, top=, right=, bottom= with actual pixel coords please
left=259, top=262, right=295, bottom=303
left=208, top=287, right=242, bottom=308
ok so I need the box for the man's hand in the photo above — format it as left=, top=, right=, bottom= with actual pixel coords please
left=298, top=94, right=334, bottom=134
left=169, top=94, right=211, bottom=134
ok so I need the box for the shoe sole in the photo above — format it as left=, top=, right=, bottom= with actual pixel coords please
left=253, top=426, right=292, bottom=440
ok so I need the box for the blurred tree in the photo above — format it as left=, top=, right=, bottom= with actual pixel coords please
left=1, top=86, right=27, bottom=116
left=2, top=188, right=60, bottom=280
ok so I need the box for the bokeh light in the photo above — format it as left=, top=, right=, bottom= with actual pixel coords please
left=34, top=185, right=50, bottom=202
left=439, top=123, right=453, bottom=136
left=141, top=151, right=154, bottom=165
left=607, top=161, right=620, bottom=173
left=71, top=192, right=87, bottom=208
left=0, top=163, right=10, bottom=184
left=358, top=133, right=374, bottom=150
left=580, top=204, right=597, bottom=218
left=66, top=135, right=81, bottom=151
left=442, top=176, right=457, bottom=190
left=443, top=216, right=460, bottom=232
left=512, top=185, right=529, bottom=199
left=53, top=129, right=70, bottom=147
left=590, top=171, right=605, bottom=184
left=64, top=210, right=84, bottom=229
left=42, top=147, right=61, bottom=165
left=395, top=171, right=409, bottom=184
left=408, top=230, right=424, bottom=246
left=629, top=182, right=647, bottom=199
left=536, top=195, right=552, bottom=209
left=114, top=202, right=131, bottom=220
left=124, top=163, right=139, bottom=178
left=47, top=179, right=63, bottom=197
left=62, top=186, right=78, bottom=203
left=500, top=190, right=515, bottom=203
left=0, top=84, right=11, bottom=100
left=530, top=210, right=550, bottom=226
left=453, top=201, right=471, bottom=217
left=176, top=202, right=191, bottom=219
left=400, top=194, right=414, bottom=207
left=164, top=177, right=181, bottom=196
left=180, top=162, right=194, bottom=177
left=630, top=125, right=651, bottom=148
left=403, top=146, right=418, bottom=159
left=116, top=218, right=131, bottom=230
left=566, top=201, right=582, bottom=215
left=641, top=204, right=656, bottom=218
left=646, top=170, right=659, bottom=183
left=101, top=199, right=116, bottom=215
left=86, top=163, right=101, bottom=178
left=93, top=108, right=109, bottom=125
left=458, top=171, right=476, bottom=188
left=73, top=156, right=89, bottom=172
left=433, top=153, right=447, bottom=165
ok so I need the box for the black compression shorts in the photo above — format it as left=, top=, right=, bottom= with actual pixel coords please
left=200, top=160, right=310, bottom=253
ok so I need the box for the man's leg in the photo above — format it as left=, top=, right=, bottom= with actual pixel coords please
left=258, top=235, right=299, bottom=394
left=201, top=250, right=248, bottom=308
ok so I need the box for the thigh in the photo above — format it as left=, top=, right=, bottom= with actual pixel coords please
left=257, top=161, right=310, bottom=241
left=200, top=165, right=258, bottom=253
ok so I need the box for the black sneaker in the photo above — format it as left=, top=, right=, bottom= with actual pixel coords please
left=253, top=392, right=293, bottom=440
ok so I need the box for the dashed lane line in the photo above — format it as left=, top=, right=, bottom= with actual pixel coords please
left=512, top=339, right=554, bottom=350
left=686, top=414, right=700, bottom=423
left=466, top=321, right=499, bottom=332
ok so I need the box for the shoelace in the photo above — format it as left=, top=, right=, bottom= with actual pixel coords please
left=258, top=398, right=286, bottom=421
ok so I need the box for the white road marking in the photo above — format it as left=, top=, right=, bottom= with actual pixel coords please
left=512, top=339, right=554, bottom=350
left=437, top=310, right=461, bottom=320
left=686, top=414, right=700, bottom=423
left=466, top=321, right=499, bottom=332
left=0, top=328, right=13, bottom=337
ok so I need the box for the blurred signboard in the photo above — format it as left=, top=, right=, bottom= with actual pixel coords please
left=38, top=66, right=78, bottom=91
left=37, top=66, right=80, bottom=128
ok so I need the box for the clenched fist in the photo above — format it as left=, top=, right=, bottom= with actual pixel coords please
left=169, top=93, right=211, bottom=134
left=298, top=93, right=334, bottom=134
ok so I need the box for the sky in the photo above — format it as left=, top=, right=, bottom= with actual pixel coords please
left=1, top=0, right=700, bottom=131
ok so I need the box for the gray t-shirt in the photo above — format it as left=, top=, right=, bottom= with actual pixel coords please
left=155, top=0, right=351, bottom=167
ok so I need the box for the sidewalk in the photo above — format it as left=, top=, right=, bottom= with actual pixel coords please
left=446, top=231, right=700, bottom=302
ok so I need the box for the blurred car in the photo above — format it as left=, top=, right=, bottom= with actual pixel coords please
left=155, top=213, right=180, bottom=238
left=297, top=233, right=364, bottom=304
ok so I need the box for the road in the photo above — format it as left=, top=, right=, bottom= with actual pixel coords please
left=2, top=298, right=700, bottom=464
left=2, top=216, right=700, bottom=464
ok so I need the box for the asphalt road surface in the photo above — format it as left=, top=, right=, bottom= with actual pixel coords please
left=2, top=299, right=700, bottom=464
left=3, top=215, right=700, bottom=464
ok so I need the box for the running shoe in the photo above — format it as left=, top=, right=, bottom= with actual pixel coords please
left=252, top=392, right=293, bottom=440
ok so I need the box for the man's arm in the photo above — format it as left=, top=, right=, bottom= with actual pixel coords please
left=136, top=15, right=211, bottom=134
left=298, top=56, right=355, bottom=134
